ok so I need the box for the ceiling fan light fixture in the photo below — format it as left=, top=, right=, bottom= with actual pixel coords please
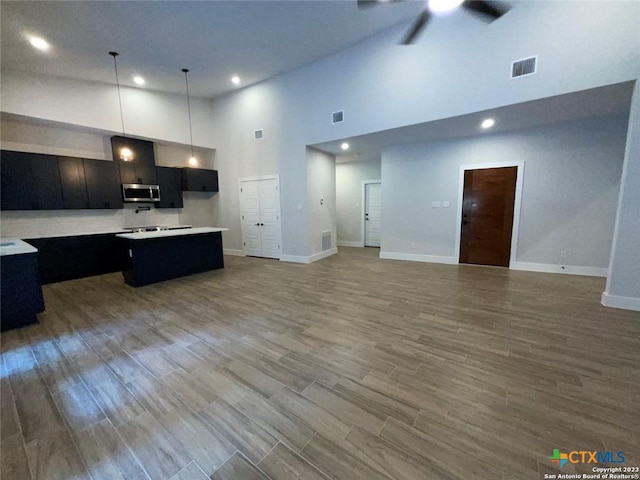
left=428, top=0, right=464, bottom=14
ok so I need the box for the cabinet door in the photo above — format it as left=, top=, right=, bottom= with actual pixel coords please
left=84, top=159, right=123, bottom=209
left=181, top=168, right=219, bottom=192
left=134, top=140, right=157, bottom=184
left=111, top=136, right=157, bottom=185
left=1, top=151, right=32, bottom=210
left=29, top=153, right=64, bottom=210
left=59, top=156, right=88, bottom=209
left=155, top=167, right=183, bottom=208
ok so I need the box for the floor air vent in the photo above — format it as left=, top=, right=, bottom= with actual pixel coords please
left=321, top=230, right=332, bottom=251
left=511, top=56, right=538, bottom=79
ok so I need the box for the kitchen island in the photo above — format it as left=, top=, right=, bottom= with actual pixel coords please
left=116, top=227, right=228, bottom=287
left=1, top=239, right=45, bottom=331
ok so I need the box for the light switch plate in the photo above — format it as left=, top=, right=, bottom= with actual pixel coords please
left=431, top=201, right=441, bottom=208
left=442, top=201, right=450, bottom=208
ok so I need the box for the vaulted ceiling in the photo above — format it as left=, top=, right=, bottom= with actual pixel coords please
left=1, top=0, right=425, bottom=98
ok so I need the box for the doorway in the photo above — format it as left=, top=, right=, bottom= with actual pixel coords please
left=364, top=182, right=381, bottom=247
left=239, top=176, right=282, bottom=259
left=458, top=165, right=520, bottom=267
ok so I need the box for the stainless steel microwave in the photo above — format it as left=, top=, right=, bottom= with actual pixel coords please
left=122, top=184, right=161, bottom=202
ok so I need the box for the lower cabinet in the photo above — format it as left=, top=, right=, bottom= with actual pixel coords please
left=1, top=252, right=44, bottom=331
left=26, top=233, right=128, bottom=284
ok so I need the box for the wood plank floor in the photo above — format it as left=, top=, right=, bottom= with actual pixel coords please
left=1, top=247, right=639, bottom=480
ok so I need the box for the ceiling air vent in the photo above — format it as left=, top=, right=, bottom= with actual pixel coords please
left=332, top=110, right=344, bottom=124
left=511, top=55, right=538, bottom=79
left=254, top=129, right=264, bottom=140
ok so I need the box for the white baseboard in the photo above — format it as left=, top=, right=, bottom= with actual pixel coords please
left=280, top=247, right=338, bottom=264
left=601, top=293, right=640, bottom=311
left=511, top=262, right=607, bottom=277
left=379, top=251, right=457, bottom=265
left=223, top=248, right=245, bottom=256
left=337, top=241, right=363, bottom=247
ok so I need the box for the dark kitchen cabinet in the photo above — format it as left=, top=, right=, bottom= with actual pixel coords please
left=59, top=156, right=88, bottom=209
left=0, top=150, right=63, bottom=210
left=155, top=166, right=183, bottom=208
left=1, top=251, right=44, bottom=331
left=84, top=159, right=123, bottom=209
left=111, top=136, right=157, bottom=185
left=26, top=233, right=128, bottom=284
left=181, top=167, right=218, bottom=192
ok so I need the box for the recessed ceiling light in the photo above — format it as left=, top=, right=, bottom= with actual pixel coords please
left=481, top=118, right=496, bottom=129
left=133, top=76, right=145, bottom=85
left=29, top=36, right=50, bottom=51
left=428, top=0, right=464, bottom=14
left=231, top=75, right=240, bottom=85
left=341, top=142, right=350, bottom=150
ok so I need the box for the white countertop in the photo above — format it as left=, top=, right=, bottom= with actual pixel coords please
left=21, top=226, right=192, bottom=240
left=116, top=227, right=228, bottom=240
left=0, top=239, right=38, bottom=256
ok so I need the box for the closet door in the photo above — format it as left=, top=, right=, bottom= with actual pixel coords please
left=239, top=177, right=281, bottom=259
left=258, top=179, right=281, bottom=259
left=239, top=180, right=263, bottom=257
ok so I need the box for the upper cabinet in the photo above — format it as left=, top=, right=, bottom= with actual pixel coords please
left=155, top=167, right=183, bottom=209
left=84, top=159, right=123, bottom=209
left=59, top=156, right=88, bottom=209
left=181, top=167, right=219, bottom=192
left=1, top=151, right=63, bottom=210
left=1, top=150, right=122, bottom=211
left=111, top=136, right=157, bottom=185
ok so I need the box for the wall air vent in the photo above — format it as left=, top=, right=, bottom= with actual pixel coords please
left=332, top=110, right=344, bottom=124
left=511, top=56, right=538, bottom=79
left=321, top=230, right=332, bottom=251
left=254, top=129, right=264, bottom=140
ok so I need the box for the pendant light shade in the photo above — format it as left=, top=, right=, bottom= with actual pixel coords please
left=182, top=68, right=198, bottom=166
left=109, top=51, right=134, bottom=162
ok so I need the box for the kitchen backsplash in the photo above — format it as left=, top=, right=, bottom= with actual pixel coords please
left=0, top=204, right=181, bottom=238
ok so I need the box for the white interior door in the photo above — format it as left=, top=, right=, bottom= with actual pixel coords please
left=365, top=182, right=382, bottom=247
left=240, top=181, right=262, bottom=256
left=239, top=177, right=281, bottom=259
left=258, top=179, right=281, bottom=259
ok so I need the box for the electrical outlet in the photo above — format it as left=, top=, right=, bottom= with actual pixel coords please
left=442, top=201, right=450, bottom=208
left=411, top=242, right=416, bottom=250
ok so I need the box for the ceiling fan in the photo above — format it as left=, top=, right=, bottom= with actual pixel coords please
left=358, top=0, right=510, bottom=44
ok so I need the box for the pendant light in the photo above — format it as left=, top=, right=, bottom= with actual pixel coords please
left=182, top=68, right=198, bottom=166
left=109, top=51, right=134, bottom=162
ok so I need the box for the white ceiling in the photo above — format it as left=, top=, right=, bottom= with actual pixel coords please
left=312, top=82, right=634, bottom=162
left=0, top=0, right=426, bottom=99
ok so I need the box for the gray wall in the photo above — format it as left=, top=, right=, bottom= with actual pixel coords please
left=604, top=82, right=640, bottom=308
left=306, top=147, right=337, bottom=256
left=381, top=114, right=629, bottom=272
left=336, top=159, right=381, bottom=245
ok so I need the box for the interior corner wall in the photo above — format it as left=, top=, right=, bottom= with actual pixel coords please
left=336, top=158, right=381, bottom=245
left=603, top=81, right=640, bottom=311
left=306, top=147, right=337, bottom=256
left=380, top=114, right=629, bottom=271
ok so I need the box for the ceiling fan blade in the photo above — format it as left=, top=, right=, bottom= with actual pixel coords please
left=357, top=0, right=379, bottom=9
left=401, top=10, right=431, bottom=45
left=462, top=1, right=508, bottom=21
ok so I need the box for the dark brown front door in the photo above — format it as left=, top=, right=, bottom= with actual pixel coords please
left=459, top=166, right=517, bottom=267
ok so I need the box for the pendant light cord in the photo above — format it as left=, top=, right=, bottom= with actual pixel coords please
left=182, top=68, right=195, bottom=157
left=109, top=52, right=126, bottom=138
